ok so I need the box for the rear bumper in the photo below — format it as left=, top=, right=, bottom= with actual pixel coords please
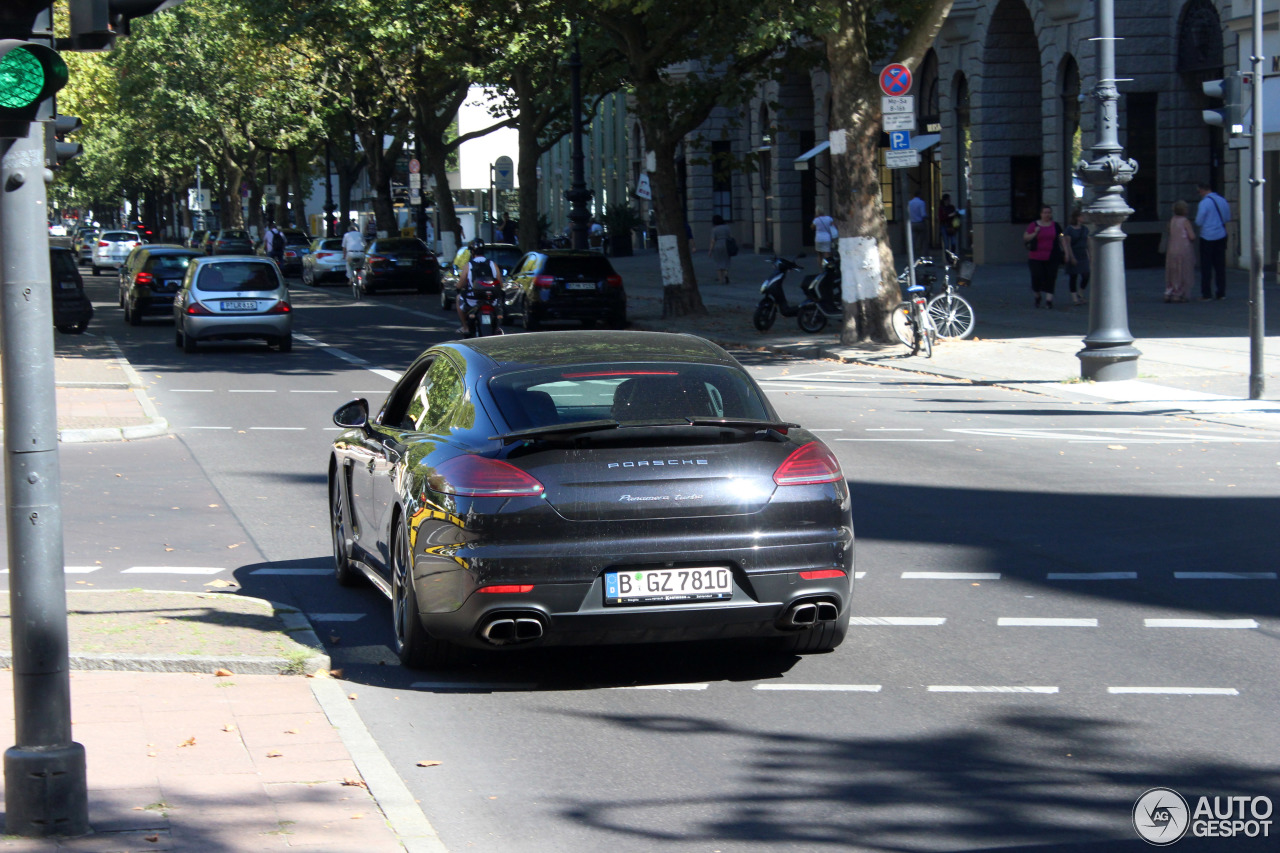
left=183, top=313, right=292, bottom=340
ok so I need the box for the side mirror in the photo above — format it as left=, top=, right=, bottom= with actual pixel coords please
left=333, top=398, right=369, bottom=429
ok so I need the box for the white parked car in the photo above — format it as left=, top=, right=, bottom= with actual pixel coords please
left=91, top=230, right=144, bottom=276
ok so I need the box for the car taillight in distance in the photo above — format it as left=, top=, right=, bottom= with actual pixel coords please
left=185, top=301, right=213, bottom=316
left=533, top=275, right=555, bottom=289
left=605, top=274, right=623, bottom=288
left=434, top=455, right=544, bottom=497
left=366, top=254, right=387, bottom=265
left=134, top=272, right=154, bottom=286
left=265, top=301, right=291, bottom=314
left=773, top=442, right=843, bottom=486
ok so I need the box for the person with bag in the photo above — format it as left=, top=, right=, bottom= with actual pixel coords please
left=811, top=206, right=837, bottom=261
left=1023, top=205, right=1069, bottom=309
left=938, top=194, right=959, bottom=254
left=266, top=223, right=286, bottom=265
left=707, top=214, right=733, bottom=285
left=1194, top=183, right=1230, bottom=300
left=456, top=238, right=504, bottom=334
left=1163, top=200, right=1196, bottom=303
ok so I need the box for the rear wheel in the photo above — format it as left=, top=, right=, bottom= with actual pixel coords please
left=181, top=324, right=198, bottom=353
left=890, top=302, right=917, bottom=353
left=752, top=299, right=777, bottom=331
left=127, top=302, right=142, bottom=326
left=919, top=305, right=934, bottom=359
left=522, top=302, right=541, bottom=331
left=91, top=264, right=100, bottom=277
left=927, top=293, right=975, bottom=340
left=330, top=480, right=360, bottom=587
left=276, top=333, right=293, bottom=353
left=391, top=520, right=454, bottom=669
left=797, top=303, right=827, bottom=333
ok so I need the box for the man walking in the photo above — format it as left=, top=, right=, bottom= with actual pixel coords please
left=908, top=189, right=928, bottom=256
left=1194, top=183, right=1230, bottom=301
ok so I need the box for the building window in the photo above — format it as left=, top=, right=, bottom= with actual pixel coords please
left=879, top=150, right=896, bottom=222
left=1124, top=92, right=1158, bottom=221
left=1010, top=155, right=1042, bottom=222
left=712, top=140, right=732, bottom=221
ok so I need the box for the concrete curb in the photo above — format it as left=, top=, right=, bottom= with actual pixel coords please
left=56, top=335, right=170, bottom=443
left=311, top=676, right=449, bottom=853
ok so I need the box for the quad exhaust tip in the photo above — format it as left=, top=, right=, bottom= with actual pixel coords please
left=480, top=615, right=545, bottom=645
left=779, top=599, right=840, bottom=630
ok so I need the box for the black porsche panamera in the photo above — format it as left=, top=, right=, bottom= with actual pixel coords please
left=328, top=331, right=854, bottom=668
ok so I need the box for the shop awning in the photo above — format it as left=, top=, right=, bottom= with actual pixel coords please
left=910, top=133, right=941, bottom=151
left=793, top=140, right=830, bottom=170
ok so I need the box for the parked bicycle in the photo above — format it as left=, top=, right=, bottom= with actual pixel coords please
left=895, top=250, right=976, bottom=342
left=891, top=278, right=936, bottom=358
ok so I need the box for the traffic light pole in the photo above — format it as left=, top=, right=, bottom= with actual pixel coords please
left=0, top=131, right=88, bottom=837
left=1247, top=0, right=1265, bottom=400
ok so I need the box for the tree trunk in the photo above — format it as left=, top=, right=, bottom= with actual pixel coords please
left=359, top=131, right=403, bottom=237
left=648, top=139, right=705, bottom=317
left=428, top=155, right=460, bottom=258
left=288, top=148, right=307, bottom=230
left=223, top=155, right=245, bottom=228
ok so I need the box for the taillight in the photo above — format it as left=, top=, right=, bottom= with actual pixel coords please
left=605, top=274, right=623, bottom=288
left=284, top=250, right=297, bottom=259
left=799, top=569, right=846, bottom=580
left=185, top=301, right=213, bottom=315
left=773, top=442, right=843, bottom=486
left=476, top=585, right=534, bottom=594
left=434, top=456, right=544, bottom=497
left=97, top=241, right=108, bottom=247
left=265, top=301, right=291, bottom=314
left=534, top=275, right=555, bottom=289
left=367, top=254, right=387, bottom=265
left=134, top=272, right=154, bottom=286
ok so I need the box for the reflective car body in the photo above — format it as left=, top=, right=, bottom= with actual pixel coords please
left=503, top=250, right=626, bottom=331
left=187, top=230, right=209, bottom=251
left=50, top=247, right=93, bottom=334
left=173, top=256, right=293, bottom=352
left=301, top=237, right=346, bottom=285
left=355, top=237, right=439, bottom=294
left=328, top=331, right=854, bottom=668
left=91, top=230, right=144, bottom=275
left=440, top=242, right=522, bottom=310
left=120, top=246, right=202, bottom=324
left=208, top=229, right=253, bottom=256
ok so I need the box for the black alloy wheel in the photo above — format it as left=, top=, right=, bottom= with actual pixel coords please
left=391, top=520, right=453, bottom=668
left=330, top=481, right=360, bottom=587
left=522, top=298, right=541, bottom=331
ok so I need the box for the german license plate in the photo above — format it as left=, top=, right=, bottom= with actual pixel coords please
left=566, top=281, right=595, bottom=291
left=397, top=257, right=414, bottom=266
left=604, top=567, right=733, bottom=605
left=221, top=300, right=257, bottom=311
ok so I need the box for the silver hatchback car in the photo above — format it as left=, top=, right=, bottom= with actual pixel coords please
left=173, top=256, right=293, bottom=353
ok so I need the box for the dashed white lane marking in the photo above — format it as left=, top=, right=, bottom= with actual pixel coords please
left=902, top=572, right=1000, bottom=580
left=1144, top=618, right=1258, bottom=629
left=928, top=686, right=1059, bottom=694
left=290, top=389, right=339, bottom=394
left=998, top=617, right=1098, bottom=627
left=1, top=566, right=100, bottom=575
left=1108, top=686, right=1239, bottom=696
left=229, top=389, right=276, bottom=393
left=308, top=613, right=366, bottom=622
left=855, top=572, right=867, bottom=579
left=754, top=684, right=882, bottom=692
left=612, top=683, right=710, bottom=691
left=293, top=332, right=402, bottom=383
left=866, top=428, right=923, bottom=431
left=411, top=682, right=538, bottom=691
left=836, top=438, right=955, bottom=443
left=250, top=427, right=306, bottom=431
left=946, top=427, right=1277, bottom=444
left=1175, top=572, right=1277, bottom=580
left=1048, top=572, right=1137, bottom=580
left=122, top=566, right=225, bottom=575
left=171, top=389, right=213, bottom=393
left=807, top=428, right=843, bottom=432
left=250, top=568, right=331, bottom=576
left=849, top=617, right=946, bottom=626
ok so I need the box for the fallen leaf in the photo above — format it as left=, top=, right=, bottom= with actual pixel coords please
left=147, top=751, right=158, bottom=758
left=145, top=835, right=160, bottom=843
left=214, top=668, right=234, bottom=677
left=350, top=814, right=363, bottom=820
left=348, top=693, right=358, bottom=701
left=266, top=750, right=283, bottom=758
left=222, top=724, right=237, bottom=733
left=115, top=473, right=122, bottom=478
left=205, top=579, right=235, bottom=588
left=417, top=760, right=442, bottom=768
left=329, top=635, right=341, bottom=644
left=285, top=728, right=299, bottom=735
left=342, top=778, right=368, bottom=788
left=208, top=504, right=219, bottom=508
left=164, top=548, right=174, bottom=552
left=132, top=806, right=144, bottom=811
left=1107, top=445, right=1127, bottom=450
left=307, top=670, right=329, bottom=679
left=329, top=668, right=343, bottom=678
left=179, top=737, right=196, bottom=748
left=227, top=543, right=241, bottom=549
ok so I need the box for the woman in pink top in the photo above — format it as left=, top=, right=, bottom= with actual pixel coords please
left=1023, top=205, right=1071, bottom=309
left=1163, top=200, right=1196, bottom=303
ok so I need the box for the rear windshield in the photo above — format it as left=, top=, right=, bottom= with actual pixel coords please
left=101, top=231, right=135, bottom=242
left=196, top=262, right=280, bottom=292
left=219, top=230, right=250, bottom=240
left=147, top=254, right=197, bottom=273
left=317, top=239, right=343, bottom=251
left=285, top=233, right=310, bottom=245
left=489, top=363, right=771, bottom=431
left=484, top=247, right=522, bottom=269
left=50, top=251, right=78, bottom=278
left=543, top=256, right=615, bottom=278
left=374, top=239, right=427, bottom=253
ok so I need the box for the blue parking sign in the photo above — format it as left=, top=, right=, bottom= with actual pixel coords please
left=890, top=130, right=911, bottom=151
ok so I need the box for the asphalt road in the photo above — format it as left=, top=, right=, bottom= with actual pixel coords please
left=6, top=268, right=1279, bottom=852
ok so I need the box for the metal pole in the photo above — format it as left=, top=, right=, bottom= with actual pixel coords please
left=1076, top=0, right=1141, bottom=380
left=566, top=28, right=592, bottom=251
left=323, top=141, right=335, bottom=238
left=414, top=137, right=426, bottom=245
left=195, top=163, right=203, bottom=231
left=1247, top=0, right=1265, bottom=399
left=1, top=132, right=89, bottom=838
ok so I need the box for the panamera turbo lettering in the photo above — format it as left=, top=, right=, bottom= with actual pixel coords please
left=608, top=459, right=708, bottom=469
left=618, top=494, right=670, bottom=502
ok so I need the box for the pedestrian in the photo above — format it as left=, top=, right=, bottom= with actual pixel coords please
left=1063, top=209, right=1091, bottom=305
left=707, top=214, right=733, bottom=285
left=1163, top=200, right=1196, bottom=303
left=589, top=218, right=604, bottom=250
left=266, top=222, right=286, bottom=264
left=1023, top=204, right=1068, bottom=309
left=908, top=189, right=928, bottom=256
left=811, top=206, right=837, bottom=262
left=341, top=222, right=365, bottom=283
left=938, top=194, right=959, bottom=255
left=1194, top=182, right=1230, bottom=301
left=501, top=214, right=517, bottom=245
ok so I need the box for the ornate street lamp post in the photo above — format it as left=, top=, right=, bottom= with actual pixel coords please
left=565, top=28, right=592, bottom=251
left=323, top=140, right=336, bottom=237
left=1076, top=0, right=1140, bottom=381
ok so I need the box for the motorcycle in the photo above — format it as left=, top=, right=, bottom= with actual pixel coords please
left=464, top=280, right=504, bottom=337
left=752, top=255, right=806, bottom=331
left=796, top=255, right=844, bottom=333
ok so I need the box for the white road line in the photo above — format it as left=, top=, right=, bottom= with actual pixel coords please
left=836, top=439, right=956, bottom=443
left=848, top=616, right=946, bottom=626
left=1175, top=572, right=1277, bottom=580
left=807, top=428, right=844, bottom=432
left=902, top=572, right=1000, bottom=580
left=854, top=572, right=867, bottom=579
left=753, top=684, right=882, bottom=692
left=293, top=333, right=403, bottom=383
left=1108, top=686, right=1239, bottom=696
left=187, top=426, right=233, bottom=430
left=411, top=682, right=538, bottom=691
left=998, top=617, right=1098, bottom=627
left=229, top=389, right=276, bottom=393
left=322, top=427, right=343, bottom=431
left=1144, top=618, right=1258, bottom=629
left=2, top=566, right=100, bottom=575
left=170, top=389, right=213, bottom=393
left=250, top=568, right=331, bottom=576
left=1047, top=572, right=1137, bottom=580
left=865, top=428, right=924, bottom=431
left=308, top=613, right=366, bottom=622
left=122, top=566, right=225, bottom=575
left=611, top=683, right=709, bottom=691
left=250, top=427, right=306, bottom=431
left=290, top=390, right=339, bottom=394
left=928, top=686, right=1059, bottom=694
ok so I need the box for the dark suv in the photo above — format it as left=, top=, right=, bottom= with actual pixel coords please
left=120, top=246, right=203, bottom=324
left=503, top=250, right=626, bottom=331
left=208, top=229, right=253, bottom=255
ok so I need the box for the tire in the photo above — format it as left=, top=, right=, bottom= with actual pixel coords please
left=919, top=306, right=933, bottom=359
left=927, top=293, right=975, bottom=340
left=330, top=479, right=361, bottom=587
left=91, top=265, right=100, bottom=277
left=523, top=303, right=541, bottom=331
left=609, top=312, right=627, bottom=331
left=391, top=519, right=454, bottom=668
left=797, top=303, right=827, bottom=334
left=440, top=288, right=452, bottom=312
left=181, top=324, right=198, bottom=353
left=127, top=302, right=142, bottom=326
left=890, top=302, right=916, bottom=352
left=276, top=333, right=293, bottom=353
left=752, top=299, right=777, bottom=332
left=174, top=328, right=183, bottom=348
left=301, top=266, right=312, bottom=287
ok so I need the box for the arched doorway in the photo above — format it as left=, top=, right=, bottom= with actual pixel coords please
left=1059, top=56, right=1081, bottom=225
left=1177, top=0, right=1226, bottom=191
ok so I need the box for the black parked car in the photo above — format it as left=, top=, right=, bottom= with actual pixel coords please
left=503, top=250, right=626, bottom=331
left=354, top=237, right=439, bottom=295
left=208, top=229, right=253, bottom=255
left=119, top=246, right=202, bottom=325
left=50, top=247, right=93, bottom=334
left=327, top=331, right=854, bottom=668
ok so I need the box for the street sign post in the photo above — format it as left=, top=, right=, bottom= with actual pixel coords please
left=879, top=63, right=913, bottom=97
left=883, top=112, right=915, bottom=132
left=885, top=149, right=920, bottom=169
left=889, top=130, right=911, bottom=150
left=493, top=155, right=514, bottom=191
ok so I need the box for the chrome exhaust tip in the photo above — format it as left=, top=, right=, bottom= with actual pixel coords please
left=514, top=618, right=544, bottom=641
left=780, top=602, right=818, bottom=628
left=481, top=618, right=516, bottom=644
left=815, top=601, right=840, bottom=622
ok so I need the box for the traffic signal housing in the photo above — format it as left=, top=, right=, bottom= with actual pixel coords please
left=45, top=114, right=83, bottom=168
left=0, top=40, right=68, bottom=138
left=1202, top=72, right=1251, bottom=134
left=68, top=0, right=187, bottom=51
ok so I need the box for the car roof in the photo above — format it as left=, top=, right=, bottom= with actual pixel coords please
left=450, top=331, right=739, bottom=372
left=190, top=255, right=277, bottom=267
left=142, top=245, right=200, bottom=254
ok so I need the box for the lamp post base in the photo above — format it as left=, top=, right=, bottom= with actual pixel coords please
left=4, top=743, right=89, bottom=838
left=1077, top=344, right=1141, bottom=381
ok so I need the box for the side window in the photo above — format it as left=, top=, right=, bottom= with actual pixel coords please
left=412, top=358, right=464, bottom=432
left=380, top=358, right=434, bottom=429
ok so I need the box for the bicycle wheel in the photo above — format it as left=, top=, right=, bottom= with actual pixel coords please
left=919, top=307, right=933, bottom=358
left=890, top=301, right=916, bottom=351
left=927, top=292, right=975, bottom=340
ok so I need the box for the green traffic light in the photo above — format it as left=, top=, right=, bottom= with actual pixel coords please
left=0, top=46, right=69, bottom=110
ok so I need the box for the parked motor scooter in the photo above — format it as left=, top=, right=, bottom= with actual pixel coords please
left=752, top=255, right=806, bottom=331
left=796, top=255, right=844, bottom=333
